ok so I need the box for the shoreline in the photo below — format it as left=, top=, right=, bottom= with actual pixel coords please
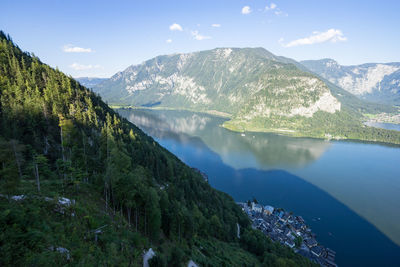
left=222, top=120, right=400, bottom=146
left=112, top=106, right=232, bottom=119
left=109, top=104, right=400, bottom=147
left=113, top=106, right=400, bottom=146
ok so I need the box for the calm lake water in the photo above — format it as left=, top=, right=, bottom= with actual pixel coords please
left=118, top=108, right=400, bottom=267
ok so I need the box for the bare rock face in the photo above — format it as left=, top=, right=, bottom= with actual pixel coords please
left=301, top=59, right=400, bottom=104
left=289, top=92, right=341, bottom=118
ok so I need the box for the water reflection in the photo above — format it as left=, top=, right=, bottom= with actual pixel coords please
left=118, top=108, right=400, bottom=266
left=120, top=109, right=331, bottom=169
left=119, top=108, right=400, bottom=252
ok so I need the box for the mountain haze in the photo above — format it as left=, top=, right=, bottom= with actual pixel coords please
left=75, top=77, right=107, bottom=88
left=301, top=59, right=400, bottom=105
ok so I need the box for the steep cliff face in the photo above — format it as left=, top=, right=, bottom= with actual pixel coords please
left=301, top=59, right=400, bottom=105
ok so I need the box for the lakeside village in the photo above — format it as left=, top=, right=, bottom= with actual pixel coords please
left=192, top=168, right=338, bottom=266
left=238, top=201, right=338, bottom=267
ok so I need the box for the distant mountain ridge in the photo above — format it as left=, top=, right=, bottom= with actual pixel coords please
left=94, top=47, right=341, bottom=117
left=300, top=59, right=400, bottom=105
left=93, top=47, right=400, bottom=144
left=75, top=77, right=107, bottom=88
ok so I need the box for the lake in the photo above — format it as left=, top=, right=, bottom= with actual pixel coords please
left=118, top=108, right=400, bottom=267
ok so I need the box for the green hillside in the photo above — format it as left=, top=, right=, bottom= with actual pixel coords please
left=0, top=32, right=318, bottom=266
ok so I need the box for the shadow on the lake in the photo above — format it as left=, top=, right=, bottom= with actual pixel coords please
left=119, top=108, right=400, bottom=267
left=171, top=135, right=400, bottom=267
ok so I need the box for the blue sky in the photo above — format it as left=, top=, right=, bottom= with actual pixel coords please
left=2, top=0, right=400, bottom=78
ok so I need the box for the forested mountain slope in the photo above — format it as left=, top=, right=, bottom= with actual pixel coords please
left=0, top=32, right=317, bottom=266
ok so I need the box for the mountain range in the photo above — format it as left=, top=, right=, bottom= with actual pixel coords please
left=301, top=59, right=400, bottom=105
left=75, top=77, right=107, bottom=88
left=92, top=47, right=400, bottom=144
left=96, top=48, right=342, bottom=116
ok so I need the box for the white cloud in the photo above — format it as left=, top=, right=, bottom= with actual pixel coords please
left=265, top=3, right=277, bottom=10
left=69, top=63, right=101, bottom=71
left=63, top=45, right=93, bottom=53
left=166, top=39, right=172, bottom=43
left=274, top=10, right=288, bottom=16
left=241, top=6, right=251, bottom=15
left=191, top=31, right=211, bottom=41
left=169, top=23, right=183, bottom=31
left=265, top=3, right=287, bottom=16
left=283, top=29, right=347, bottom=47
left=211, top=24, right=221, bottom=28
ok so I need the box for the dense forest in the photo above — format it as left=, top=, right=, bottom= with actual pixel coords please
left=0, top=31, right=317, bottom=266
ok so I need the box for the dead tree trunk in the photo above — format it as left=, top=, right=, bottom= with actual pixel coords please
left=144, top=208, right=147, bottom=236
left=82, top=132, right=88, bottom=183
left=11, top=140, right=22, bottom=180
left=34, top=163, right=40, bottom=192
left=127, top=207, right=131, bottom=226
left=104, top=182, right=108, bottom=211
left=135, top=207, right=138, bottom=232
left=60, top=123, right=67, bottom=181
left=179, top=222, right=181, bottom=242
